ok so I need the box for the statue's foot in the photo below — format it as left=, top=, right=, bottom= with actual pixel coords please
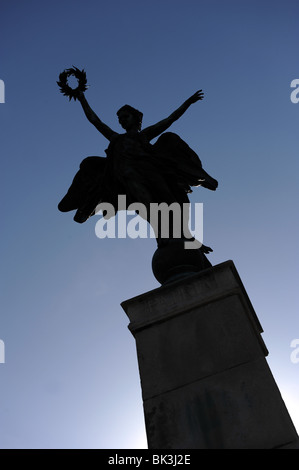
left=156, top=237, right=213, bottom=254
left=200, top=244, right=213, bottom=254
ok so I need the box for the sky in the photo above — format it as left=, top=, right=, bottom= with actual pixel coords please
left=0, top=0, right=298, bottom=449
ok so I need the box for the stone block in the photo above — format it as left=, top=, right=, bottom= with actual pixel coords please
left=121, top=261, right=299, bottom=449
left=143, top=358, right=299, bottom=449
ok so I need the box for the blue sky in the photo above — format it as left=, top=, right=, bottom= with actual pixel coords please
left=0, top=0, right=298, bottom=448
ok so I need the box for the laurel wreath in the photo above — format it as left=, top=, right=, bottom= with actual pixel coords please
left=57, top=66, right=88, bottom=101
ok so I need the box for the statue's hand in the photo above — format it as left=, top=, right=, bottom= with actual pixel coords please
left=187, top=90, right=204, bottom=104
left=77, top=90, right=85, bottom=102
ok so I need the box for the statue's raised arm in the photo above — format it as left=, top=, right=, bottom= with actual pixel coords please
left=78, top=93, right=117, bottom=141
left=57, top=67, right=117, bottom=142
left=142, top=90, right=204, bottom=141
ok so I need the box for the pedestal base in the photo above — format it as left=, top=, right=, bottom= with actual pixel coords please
left=121, top=261, right=299, bottom=449
left=152, top=239, right=211, bottom=285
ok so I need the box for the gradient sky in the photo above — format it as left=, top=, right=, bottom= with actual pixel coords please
left=0, top=0, right=298, bottom=449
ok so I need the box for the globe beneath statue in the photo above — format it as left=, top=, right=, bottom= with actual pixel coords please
left=152, top=239, right=212, bottom=285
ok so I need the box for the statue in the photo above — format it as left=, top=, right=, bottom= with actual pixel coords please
left=57, top=68, right=218, bottom=283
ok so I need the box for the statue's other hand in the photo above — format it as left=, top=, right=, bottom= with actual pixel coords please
left=188, top=90, right=204, bottom=104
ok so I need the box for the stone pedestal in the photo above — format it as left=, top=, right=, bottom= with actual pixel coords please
left=121, top=261, right=299, bottom=449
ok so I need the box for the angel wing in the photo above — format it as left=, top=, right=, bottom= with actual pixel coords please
left=58, top=156, right=116, bottom=223
left=151, top=133, right=218, bottom=194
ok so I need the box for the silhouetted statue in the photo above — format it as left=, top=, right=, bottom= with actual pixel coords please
left=57, top=68, right=218, bottom=280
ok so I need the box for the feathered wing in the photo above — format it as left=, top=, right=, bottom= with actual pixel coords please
left=58, top=156, right=116, bottom=223
left=151, top=133, right=218, bottom=194
left=173, top=148, right=218, bottom=192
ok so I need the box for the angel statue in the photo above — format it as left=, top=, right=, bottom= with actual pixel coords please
left=57, top=68, right=218, bottom=281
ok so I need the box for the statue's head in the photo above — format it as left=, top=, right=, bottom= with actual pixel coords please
left=117, top=105, right=143, bottom=131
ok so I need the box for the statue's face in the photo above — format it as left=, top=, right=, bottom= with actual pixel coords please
left=118, top=110, right=138, bottom=131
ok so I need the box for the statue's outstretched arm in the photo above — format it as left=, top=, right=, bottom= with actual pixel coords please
left=142, top=90, right=204, bottom=141
left=79, top=93, right=118, bottom=141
